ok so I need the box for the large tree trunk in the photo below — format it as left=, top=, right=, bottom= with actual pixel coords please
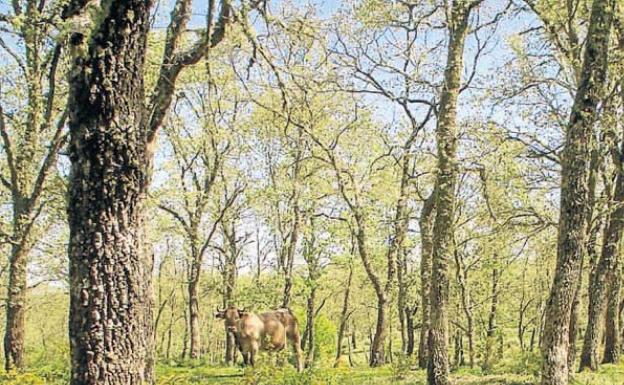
left=418, top=191, right=436, bottom=368
left=65, top=0, right=155, bottom=382
left=540, top=0, right=615, bottom=383
left=427, top=3, right=474, bottom=384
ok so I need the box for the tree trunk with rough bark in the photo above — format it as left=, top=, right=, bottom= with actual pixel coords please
left=66, top=0, right=155, bottom=382
left=540, top=0, right=615, bottom=383
left=427, top=3, right=475, bottom=384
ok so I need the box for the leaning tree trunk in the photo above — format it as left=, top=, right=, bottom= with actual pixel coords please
left=418, top=191, right=435, bottom=368
left=350, top=210, right=389, bottom=367
left=427, top=3, right=474, bottom=384
left=66, top=0, right=155, bottom=382
left=540, top=0, right=614, bottom=383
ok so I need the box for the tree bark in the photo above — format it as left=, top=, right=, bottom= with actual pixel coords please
left=304, top=286, right=316, bottom=365
left=540, top=0, right=615, bottom=383
left=405, top=305, right=417, bottom=356
left=419, top=191, right=436, bottom=368
left=427, top=3, right=475, bottom=384
left=568, top=256, right=584, bottom=369
left=483, top=267, right=500, bottom=372
left=66, top=0, right=155, bottom=382
left=602, top=267, right=621, bottom=364
left=188, top=253, right=202, bottom=360
left=4, top=240, right=29, bottom=371
left=222, top=219, right=239, bottom=365
left=334, top=263, right=353, bottom=366
left=579, top=146, right=624, bottom=371
left=455, top=250, right=475, bottom=369
left=281, top=130, right=304, bottom=309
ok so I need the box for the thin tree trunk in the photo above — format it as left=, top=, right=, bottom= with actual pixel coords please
left=335, top=263, right=353, bottom=366
left=483, top=268, right=500, bottom=372
left=579, top=162, right=624, bottom=371
left=540, top=0, right=615, bottom=383
left=188, top=244, right=202, bottom=360
left=406, top=305, right=417, bottom=356
left=428, top=4, right=475, bottom=383
left=281, top=130, right=304, bottom=309
left=4, top=240, right=29, bottom=371
left=305, top=287, right=316, bottom=366
left=455, top=250, right=475, bottom=369
left=568, top=257, right=584, bottom=369
left=602, top=268, right=621, bottom=363
left=418, top=191, right=436, bottom=368
left=222, top=221, right=238, bottom=365
left=398, top=249, right=408, bottom=355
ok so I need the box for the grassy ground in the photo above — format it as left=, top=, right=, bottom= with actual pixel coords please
left=0, top=361, right=622, bottom=384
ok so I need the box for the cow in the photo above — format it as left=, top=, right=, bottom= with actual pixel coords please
left=215, top=306, right=303, bottom=372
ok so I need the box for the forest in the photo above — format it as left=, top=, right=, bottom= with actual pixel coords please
left=0, top=0, right=624, bottom=384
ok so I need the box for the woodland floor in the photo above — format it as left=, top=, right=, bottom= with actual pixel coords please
left=0, top=361, right=622, bottom=384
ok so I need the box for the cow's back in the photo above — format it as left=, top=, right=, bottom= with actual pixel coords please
left=259, top=312, right=287, bottom=350
left=274, top=309, right=301, bottom=339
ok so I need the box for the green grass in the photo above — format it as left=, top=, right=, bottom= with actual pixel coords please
left=0, top=361, right=622, bottom=384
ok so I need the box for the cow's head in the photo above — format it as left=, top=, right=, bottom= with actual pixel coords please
left=214, top=306, right=246, bottom=333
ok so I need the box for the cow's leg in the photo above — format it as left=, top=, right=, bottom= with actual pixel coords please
left=242, top=351, right=249, bottom=366
left=250, top=341, right=260, bottom=367
left=290, top=333, right=303, bottom=372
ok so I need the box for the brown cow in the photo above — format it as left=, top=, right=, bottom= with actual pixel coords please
left=215, top=306, right=303, bottom=372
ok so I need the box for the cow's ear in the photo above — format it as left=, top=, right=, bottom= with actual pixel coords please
left=214, top=309, right=224, bottom=319
left=238, top=308, right=247, bottom=317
